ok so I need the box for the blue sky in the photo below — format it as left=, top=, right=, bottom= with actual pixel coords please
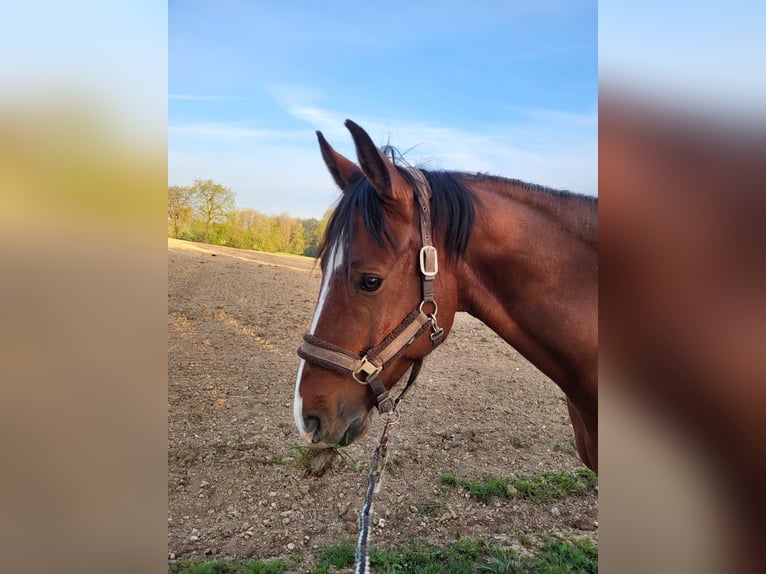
left=169, top=1, right=597, bottom=219
left=599, top=2, right=766, bottom=118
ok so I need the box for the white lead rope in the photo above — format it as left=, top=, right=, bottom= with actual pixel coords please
left=354, top=410, right=399, bottom=574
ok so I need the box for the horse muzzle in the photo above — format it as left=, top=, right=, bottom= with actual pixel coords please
left=302, top=412, right=368, bottom=448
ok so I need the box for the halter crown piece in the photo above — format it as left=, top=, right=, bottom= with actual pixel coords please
left=297, top=169, right=444, bottom=413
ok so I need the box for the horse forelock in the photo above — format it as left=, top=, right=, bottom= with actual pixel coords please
left=317, top=163, right=477, bottom=270
left=317, top=176, right=393, bottom=276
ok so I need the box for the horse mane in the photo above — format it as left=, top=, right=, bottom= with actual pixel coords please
left=318, top=149, right=597, bottom=270
left=318, top=148, right=476, bottom=271
left=462, top=173, right=598, bottom=247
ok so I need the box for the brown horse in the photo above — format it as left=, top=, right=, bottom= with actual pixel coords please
left=293, top=120, right=598, bottom=472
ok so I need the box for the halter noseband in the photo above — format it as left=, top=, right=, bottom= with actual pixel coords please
left=297, top=170, right=444, bottom=413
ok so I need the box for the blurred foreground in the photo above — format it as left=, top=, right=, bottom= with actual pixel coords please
left=599, top=92, right=766, bottom=574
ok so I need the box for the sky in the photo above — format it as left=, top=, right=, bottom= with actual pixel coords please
left=169, top=1, right=597, bottom=219
left=599, top=2, right=766, bottom=117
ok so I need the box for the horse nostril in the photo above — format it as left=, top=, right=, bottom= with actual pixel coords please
left=303, top=416, right=319, bottom=435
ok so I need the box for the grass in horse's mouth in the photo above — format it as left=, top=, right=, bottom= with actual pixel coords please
left=305, top=448, right=338, bottom=477
left=301, top=444, right=359, bottom=476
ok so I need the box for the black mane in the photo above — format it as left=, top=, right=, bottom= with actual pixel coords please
left=317, top=152, right=597, bottom=271
left=317, top=166, right=477, bottom=271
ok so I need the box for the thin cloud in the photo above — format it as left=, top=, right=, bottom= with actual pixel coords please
left=283, top=104, right=597, bottom=195
left=169, top=122, right=308, bottom=142
left=288, top=106, right=344, bottom=131
left=508, top=105, right=598, bottom=128
left=168, top=94, right=249, bottom=101
left=266, top=83, right=325, bottom=108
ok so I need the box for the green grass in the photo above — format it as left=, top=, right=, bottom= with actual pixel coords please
left=513, top=469, right=598, bottom=503
left=169, top=535, right=597, bottom=574
left=335, top=446, right=361, bottom=471
left=440, top=468, right=597, bottom=504
left=517, top=533, right=533, bottom=548
left=273, top=443, right=312, bottom=467
left=418, top=501, right=447, bottom=517
left=440, top=473, right=511, bottom=504
left=477, top=549, right=530, bottom=574
left=168, top=557, right=287, bottom=574
left=314, top=540, right=356, bottom=572
left=475, top=537, right=598, bottom=574
left=368, top=538, right=489, bottom=574
left=552, top=438, right=578, bottom=456
left=275, top=443, right=361, bottom=472
left=534, top=538, right=598, bottom=574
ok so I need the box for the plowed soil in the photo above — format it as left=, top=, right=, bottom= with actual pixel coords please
left=167, top=238, right=597, bottom=568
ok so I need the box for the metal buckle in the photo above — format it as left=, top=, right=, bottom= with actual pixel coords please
left=376, top=394, right=395, bottom=414
left=429, top=314, right=445, bottom=345
left=419, top=246, right=438, bottom=277
left=352, top=356, right=382, bottom=385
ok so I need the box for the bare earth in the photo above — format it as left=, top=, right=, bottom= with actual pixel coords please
left=168, top=238, right=598, bottom=568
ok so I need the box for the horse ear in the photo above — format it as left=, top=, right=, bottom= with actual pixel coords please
left=345, top=119, right=408, bottom=200
left=316, top=130, right=363, bottom=191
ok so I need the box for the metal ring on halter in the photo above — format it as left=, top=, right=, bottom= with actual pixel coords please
left=418, top=299, right=438, bottom=317
left=380, top=407, right=400, bottom=425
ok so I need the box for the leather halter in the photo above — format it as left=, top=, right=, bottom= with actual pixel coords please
left=297, top=170, right=444, bottom=414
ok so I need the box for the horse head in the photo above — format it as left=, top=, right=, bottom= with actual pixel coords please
left=292, top=120, right=462, bottom=448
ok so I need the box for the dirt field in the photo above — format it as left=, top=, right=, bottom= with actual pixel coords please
left=168, top=238, right=597, bottom=567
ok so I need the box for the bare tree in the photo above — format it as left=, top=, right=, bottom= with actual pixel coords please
left=168, top=185, right=194, bottom=238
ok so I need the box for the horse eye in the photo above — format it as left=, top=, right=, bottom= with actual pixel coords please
left=359, top=275, right=383, bottom=292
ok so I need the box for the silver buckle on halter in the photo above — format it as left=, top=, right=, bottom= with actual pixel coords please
left=419, top=246, right=438, bottom=277
left=376, top=394, right=395, bottom=414
left=352, top=356, right=382, bottom=385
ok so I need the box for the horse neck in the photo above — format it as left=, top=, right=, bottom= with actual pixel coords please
left=453, top=177, right=598, bottom=402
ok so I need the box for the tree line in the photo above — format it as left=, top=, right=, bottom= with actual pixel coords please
left=168, top=179, right=331, bottom=257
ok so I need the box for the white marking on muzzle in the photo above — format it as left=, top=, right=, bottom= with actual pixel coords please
left=293, top=243, right=343, bottom=441
left=293, top=360, right=311, bottom=440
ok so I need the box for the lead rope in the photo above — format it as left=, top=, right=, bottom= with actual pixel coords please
left=354, top=359, right=423, bottom=573
left=354, top=408, right=399, bottom=574
left=354, top=174, right=435, bottom=572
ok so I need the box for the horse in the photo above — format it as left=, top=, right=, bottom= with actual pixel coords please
left=293, top=120, right=598, bottom=472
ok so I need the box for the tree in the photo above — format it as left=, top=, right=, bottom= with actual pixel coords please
left=288, top=220, right=305, bottom=255
left=212, top=211, right=245, bottom=248
left=301, top=218, right=320, bottom=257
left=247, top=212, right=273, bottom=251
left=312, top=208, right=333, bottom=254
left=168, top=185, right=194, bottom=238
left=276, top=214, right=295, bottom=253
left=190, top=179, right=236, bottom=242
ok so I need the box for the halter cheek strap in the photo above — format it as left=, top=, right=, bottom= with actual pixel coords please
left=296, top=170, right=444, bottom=413
left=298, top=308, right=437, bottom=413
